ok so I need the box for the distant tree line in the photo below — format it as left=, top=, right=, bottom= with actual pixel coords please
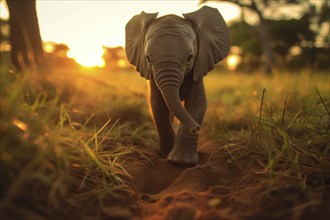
left=102, top=46, right=130, bottom=70
left=202, top=0, right=330, bottom=72
left=230, top=15, right=329, bottom=71
left=3, top=0, right=328, bottom=73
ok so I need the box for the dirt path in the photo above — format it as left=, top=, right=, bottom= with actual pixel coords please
left=108, top=137, right=328, bottom=220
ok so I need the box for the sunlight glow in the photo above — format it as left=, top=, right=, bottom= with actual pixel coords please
left=12, top=119, right=28, bottom=132
left=226, top=55, right=241, bottom=71
left=117, top=59, right=127, bottom=68
left=67, top=46, right=105, bottom=68
left=0, top=1, right=9, bottom=20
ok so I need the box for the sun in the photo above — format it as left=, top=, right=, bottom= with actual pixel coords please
left=68, top=47, right=105, bottom=68
left=73, top=54, right=105, bottom=68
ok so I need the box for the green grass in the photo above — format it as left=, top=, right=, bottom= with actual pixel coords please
left=204, top=69, right=330, bottom=186
left=0, top=64, right=153, bottom=219
left=1, top=59, right=329, bottom=219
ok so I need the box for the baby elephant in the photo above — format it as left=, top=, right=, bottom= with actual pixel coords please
left=125, top=6, right=230, bottom=165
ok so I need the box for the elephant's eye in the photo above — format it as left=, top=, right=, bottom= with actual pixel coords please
left=187, top=54, right=194, bottom=64
left=146, top=55, right=152, bottom=65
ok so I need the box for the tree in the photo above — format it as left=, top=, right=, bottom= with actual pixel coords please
left=6, top=0, right=44, bottom=71
left=230, top=17, right=315, bottom=70
left=201, top=0, right=275, bottom=73
left=102, top=46, right=130, bottom=70
left=47, top=43, right=70, bottom=58
left=268, top=15, right=314, bottom=62
left=229, top=21, right=262, bottom=70
left=201, top=0, right=330, bottom=72
left=42, top=42, right=78, bottom=69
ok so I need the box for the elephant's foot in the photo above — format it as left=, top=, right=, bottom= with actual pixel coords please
left=167, top=146, right=199, bottom=166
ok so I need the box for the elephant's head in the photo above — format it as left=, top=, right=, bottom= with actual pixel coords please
left=125, top=6, right=230, bottom=133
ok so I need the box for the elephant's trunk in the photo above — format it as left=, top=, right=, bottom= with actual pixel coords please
left=155, top=68, right=200, bottom=134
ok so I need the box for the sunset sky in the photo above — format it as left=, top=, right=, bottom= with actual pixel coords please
left=0, top=0, right=240, bottom=67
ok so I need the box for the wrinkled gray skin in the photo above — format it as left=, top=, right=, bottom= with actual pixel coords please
left=125, top=6, right=230, bottom=166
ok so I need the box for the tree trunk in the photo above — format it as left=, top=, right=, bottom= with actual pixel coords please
left=6, top=0, right=44, bottom=71
left=254, top=19, right=274, bottom=74
left=201, top=0, right=275, bottom=74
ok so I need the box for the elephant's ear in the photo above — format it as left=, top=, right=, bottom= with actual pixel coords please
left=125, top=12, right=158, bottom=79
left=183, top=6, right=230, bottom=81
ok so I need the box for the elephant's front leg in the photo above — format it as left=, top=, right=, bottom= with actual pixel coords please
left=148, top=80, right=175, bottom=158
left=167, top=80, right=207, bottom=166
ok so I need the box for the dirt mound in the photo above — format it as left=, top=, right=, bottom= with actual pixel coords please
left=121, top=139, right=243, bottom=196
left=114, top=139, right=329, bottom=220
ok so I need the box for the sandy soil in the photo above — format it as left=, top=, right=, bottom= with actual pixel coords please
left=101, top=137, right=329, bottom=220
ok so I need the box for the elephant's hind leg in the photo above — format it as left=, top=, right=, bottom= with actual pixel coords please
left=167, top=80, right=207, bottom=166
left=148, top=80, right=175, bottom=158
